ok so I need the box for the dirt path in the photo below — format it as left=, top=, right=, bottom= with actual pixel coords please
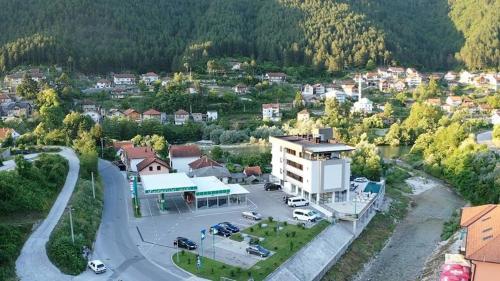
left=354, top=177, right=464, bottom=281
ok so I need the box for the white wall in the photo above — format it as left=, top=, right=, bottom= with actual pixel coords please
left=323, top=163, right=343, bottom=190
left=171, top=157, right=199, bottom=173
left=130, top=158, right=144, bottom=172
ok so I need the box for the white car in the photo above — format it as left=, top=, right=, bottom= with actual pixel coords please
left=354, top=177, right=368, bottom=183
left=287, top=197, right=309, bottom=207
left=88, top=260, right=106, bottom=274
left=293, top=209, right=320, bottom=222
left=242, top=211, right=262, bottom=220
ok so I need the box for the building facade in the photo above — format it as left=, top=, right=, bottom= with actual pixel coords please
left=269, top=129, right=354, bottom=205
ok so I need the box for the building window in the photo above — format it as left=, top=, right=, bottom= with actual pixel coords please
left=285, top=148, right=296, bottom=156
left=286, top=171, right=303, bottom=182
left=149, top=166, right=153, bottom=171
left=286, top=159, right=303, bottom=170
left=157, top=165, right=161, bottom=171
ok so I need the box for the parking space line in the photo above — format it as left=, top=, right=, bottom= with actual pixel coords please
left=169, top=196, right=181, bottom=215
left=147, top=198, right=153, bottom=217
left=193, top=210, right=244, bottom=218
left=247, top=199, right=258, bottom=209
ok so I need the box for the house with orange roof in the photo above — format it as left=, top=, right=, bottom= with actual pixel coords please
left=137, top=157, right=170, bottom=176
left=460, top=204, right=500, bottom=281
left=123, top=108, right=141, bottom=122
left=122, top=146, right=156, bottom=172
left=169, top=144, right=201, bottom=173
left=174, top=109, right=190, bottom=125
left=142, top=108, right=161, bottom=122
left=425, top=98, right=442, bottom=107
left=0, top=127, right=19, bottom=143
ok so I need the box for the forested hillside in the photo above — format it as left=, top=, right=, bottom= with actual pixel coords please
left=0, top=0, right=497, bottom=73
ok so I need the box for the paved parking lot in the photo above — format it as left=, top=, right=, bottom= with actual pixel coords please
left=132, top=183, right=322, bottom=269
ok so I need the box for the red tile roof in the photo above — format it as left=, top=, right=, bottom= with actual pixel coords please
left=124, top=108, right=139, bottom=116
left=461, top=205, right=500, bottom=264
left=136, top=157, right=170, bottom=172
left=188, top=156, right=222, bottom=170
left=244, top=166, right=262, bottom=176
left=112, top=140, right=134, bottom=150
left=123, top=146, right=155, bottom=160
left=169, top=145, right=201, bottom=158
left=0, top=128, right=13, bottom=140
left=143, top=109, right=161, bottom=115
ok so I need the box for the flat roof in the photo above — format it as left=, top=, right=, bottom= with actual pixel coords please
left=141, top=173, right=196, bottom=194
left=141, top=173, right=249, bottom=197
left=271, top=135, right=355, bottom=153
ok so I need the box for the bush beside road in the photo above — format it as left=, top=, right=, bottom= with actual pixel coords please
left=46, top=155, right=103, bottom=275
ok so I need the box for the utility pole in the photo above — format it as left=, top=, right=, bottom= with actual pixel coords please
left=91, top=172, right=95, bottom=199
left=68, top=206, right=75, bottom=244
left=100, top=138, right=104, bottom=158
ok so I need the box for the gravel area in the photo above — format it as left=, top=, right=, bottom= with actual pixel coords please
left=353, top=179, right=464, bottom=281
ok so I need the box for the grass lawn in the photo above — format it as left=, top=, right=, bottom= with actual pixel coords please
left=174, top=220, right=330, bottom=281
left=321, top=165, right=411, bottom=281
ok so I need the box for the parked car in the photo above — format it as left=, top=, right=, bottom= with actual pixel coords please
left=173, top=237, right=197, bottom=250
left=88, top=260, right=107, bottom=274
left=354, top=177, right=368, bottom=183
left=293, top=209, right=320, bottom=222
left=287, top=197, right=309, bottom=207
left=219, top=222, right=239, bottom=233
left=242, top=211, right=262, bottom=220
left=264, top=183, right=281, bottom=191
left=246, top=245, right=270, bottom=257
left=210, top=225, right=232, bottom=237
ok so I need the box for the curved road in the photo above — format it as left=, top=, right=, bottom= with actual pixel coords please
left=16, top=151, right=194, bottom=281
left=16, top=148, right=80, bottom=281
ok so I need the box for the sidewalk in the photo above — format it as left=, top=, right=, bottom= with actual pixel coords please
left=266, top=223, right=354, bottom=281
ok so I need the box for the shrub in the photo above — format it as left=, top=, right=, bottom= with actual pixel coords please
left=268, top=216, right=273, bottom=222
left=264, top=231, right=269, bottom=236
left=249, top=227, right=254, bottom=232
left=291, top=231, right=296, bottom=237
left=283, top=221, right=288, bottom=226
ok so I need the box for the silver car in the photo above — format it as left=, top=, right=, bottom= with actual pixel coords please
left=242, top=211, right=262, bottom=220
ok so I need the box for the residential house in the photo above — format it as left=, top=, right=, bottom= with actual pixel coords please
left=243, top=166, right=262, bottom=182
left=188, top=156, right=230, bottom=183
left=459, top=71, right=476, bottom=85
left=0, top=94, right=12, bottom=104
left=269, top=128, right=355, bottom=204
left=142, top=108, right=161, bottom=122
left=352, top=98, right=373, bottom=114
left=379, top=79, right=389, bottom=92
left=137, top=157, right=170, bottom=176
left=313, top=84, right=325, bottom=95
left=472, top=75, right=489, bottom=88
left=169, top=145, right=202, bottom=173
left=443, top=96, right=462, bottom=113
left=174, top=109, right=190, bottom=125
left=479, top=103, right=492, bottom=114
left=392, top=80, right=407, bottom=92
left=297, top=109, right=310, bottom=122
left=265, top=72, right=286, bottom=84
left=462, top=97, right=477, bottom=113
left=3, top=73, right=24, bottom=89
left=324, top=83, right=336, bottom=92
left=325, top=89, right=346, bottom=103
left=96, top=79, right=111, bottom=89
left=83, top=111, right=101, bottom=123
left=406, top=72, right=423, bottom=87
left=425, top=98, right=442, bottom=107
left=0, top=101, right=33, bottom=119
left=302, top=84, right=314, bottom=96
left=187, top=86, right=198, bottom=94
left=233, top=84, right=249, bottom=94
left=110, top=88, right=128, bottom=99
left=262, top=103, right=281, bottom=122
left=491, top=110, right=500, bottom=125
left=444, top=71, right=458, bottom=82
left=124, top=108, right=142, bottom=122
left=192, top=113, right=203, bottom=123
left=0, top=127, right=20, bottom=143
left=107, top=108, right=124, bottom=118
left=81, top=100, right=97, bottom=112
left=459, top=204, right=500, bottom=281
left=113, top=73, right=136, bottom=85
left=122, top=146, right=156, bottom=172
left=485, top=73, right=500, bottom=91
left=140, top=72, right=159, bottom=85
left=230, top=62, right=242, bottom=71
left=377, top=67, right=391, bottom=78
left=206, top=111, right=218, bottom=121
left=340, top=81, right=357, bottom=97
left=387, top=67, right=405, bottom=78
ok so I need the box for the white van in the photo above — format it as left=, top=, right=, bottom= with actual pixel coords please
left=293, top=209, right=319, bottom=222
left=287, top=197, right=309, bottom=207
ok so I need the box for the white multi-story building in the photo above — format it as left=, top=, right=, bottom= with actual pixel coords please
left=140, top=72, right=159, bottom=85
left=262, top=103, right=281, bottom=122
left=270, top=128, right=355, bottom=205
left=324, top=89, right=346, bottom=103
left=352, top=97, right=373, bottom=114
left=113, top=74, right=136, bottom=85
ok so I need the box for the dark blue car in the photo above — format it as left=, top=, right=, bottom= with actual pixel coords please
left=210, top=225, right=232, bottom=237
left=219, top=222, right=239, bottom=233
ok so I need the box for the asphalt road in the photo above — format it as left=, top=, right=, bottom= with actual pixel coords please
left=16, top=148, right=80, bottom=281
left=81, top=160, right=193, bottom=281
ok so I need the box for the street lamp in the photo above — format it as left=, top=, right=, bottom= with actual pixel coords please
left=67, top=205, right=75, bottom=244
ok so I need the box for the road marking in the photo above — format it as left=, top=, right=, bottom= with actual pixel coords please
left=170, top=196, right=181, bottom=215
left=247, top=198, right=258, bottom=209
left=193, top=210, right=245, bottom=218
left=147, top=197, right=153, bottom=217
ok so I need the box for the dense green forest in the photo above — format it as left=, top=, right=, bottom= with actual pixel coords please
left=0, top=0, right=497, bottom=73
